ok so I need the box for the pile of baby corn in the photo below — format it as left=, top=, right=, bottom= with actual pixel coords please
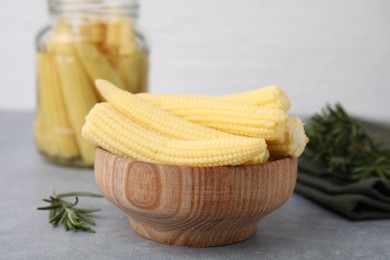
left=34, top=17, right=147, bottom=165
left=82, top=80, right=308, bottom=166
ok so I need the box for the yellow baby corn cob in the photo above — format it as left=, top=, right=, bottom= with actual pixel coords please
left=102, top=17, right=121, bottom=56
left=89, top=19, right=106, bottom=45
left=117, top=18, right=139, bottom=88
left=75, top=41, right=125, bottom=91
left=95, top=80, right=269, bottom=165
left=35, top=14, right=149, bottom=166
left=52, top=17, right=144, bottom=96
left=118, top=17, right=137, bottom=55
left=110, top=17, right=148, bottom=94
left=267, top=117, right=309, bottom=158
left=218, top=85, right=291, bottom=111
left=35, top=52, right=79, bottom=158
left=137, top=93, right=287, bottom=140
left=82, top=103, right=267, bottom=166
left=95, top=80, right=233, bottom=140
left=77, top=18, right=106, bottom=46
left=115, top=53, right=140, bottom=93
left=116, top=51, right=148, bottom=94
left=137, top=85, right=290, bottom=112
left=243, top=150, right=270, bottom=165
left=55, top=47, right=97, bottom=164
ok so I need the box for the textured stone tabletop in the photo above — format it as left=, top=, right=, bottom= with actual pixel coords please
left=1, top=112, right=389, bottom=259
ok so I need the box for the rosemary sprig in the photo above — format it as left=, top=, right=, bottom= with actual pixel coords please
left=305, top=103, right=390, bottom=181
left=37, top=191, right=103, bottom=233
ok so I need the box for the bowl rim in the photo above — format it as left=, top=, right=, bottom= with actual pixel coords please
left=95, top=147, right=296, bottom=169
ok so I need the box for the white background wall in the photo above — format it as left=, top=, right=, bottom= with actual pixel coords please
left=1, top=0, right=389, bottom=121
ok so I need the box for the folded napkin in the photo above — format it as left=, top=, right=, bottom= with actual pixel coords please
left=295, top=120, right=390, bottom=220
left=296, top=156, right=390, bottom=220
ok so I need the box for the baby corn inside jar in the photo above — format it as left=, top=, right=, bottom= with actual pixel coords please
left=34, top=0, right=148, bottom=167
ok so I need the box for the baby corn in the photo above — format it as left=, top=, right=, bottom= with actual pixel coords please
left=267, top=117, right=309, bottom=158
left=55, top=47, right=97, bottom=164
left=137, top=85, right=291, bottom=112
left=95, top=80, right=270, bottom=165
left=82, top=103, right=267, bottom=166
left=35, top=16, right=148, bottom=166
left=137, top=93, right=287, bottom=140
left=75, top=41, right=125, bottom=92
left=95, top=80, right=233, bottom=140
left=35, top=52, right=79, bottom=158
left=218, top=85, right=291, bottom=111
left=81, top=80, right=308, bottom=166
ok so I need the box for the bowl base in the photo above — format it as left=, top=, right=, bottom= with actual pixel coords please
left=129, top=217, right=258, bottom=247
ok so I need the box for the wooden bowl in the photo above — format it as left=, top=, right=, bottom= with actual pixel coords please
left=94, top=147, right=297, bottom=247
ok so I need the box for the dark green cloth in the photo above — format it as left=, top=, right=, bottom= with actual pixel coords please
left=295, top=120, right=390, bottom=220
left=296, top=165, right=390, bottom=220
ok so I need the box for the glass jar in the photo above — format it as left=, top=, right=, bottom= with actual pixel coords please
left=34, top=0, right=148, bottom=167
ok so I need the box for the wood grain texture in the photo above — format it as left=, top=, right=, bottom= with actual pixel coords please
left=94, top=147, right=297, bottom=247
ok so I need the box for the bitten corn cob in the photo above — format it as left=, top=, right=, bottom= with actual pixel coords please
left=95, top=80, right=234, bottom=140
left=267, top=117, right=309, bottom=158
left=137, top=93, right=288, bottom=140
left=137, top=85, right=291, bottom=112
left=82, top=103, right=267, bottom=166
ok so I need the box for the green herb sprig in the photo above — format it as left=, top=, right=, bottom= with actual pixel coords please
left=305, top=104, right=390, bottom=180
left=37, top=191, right=103, bottom=233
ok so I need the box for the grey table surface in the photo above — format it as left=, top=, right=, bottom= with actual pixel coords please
left=0, top=111, right=389, bottom=260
